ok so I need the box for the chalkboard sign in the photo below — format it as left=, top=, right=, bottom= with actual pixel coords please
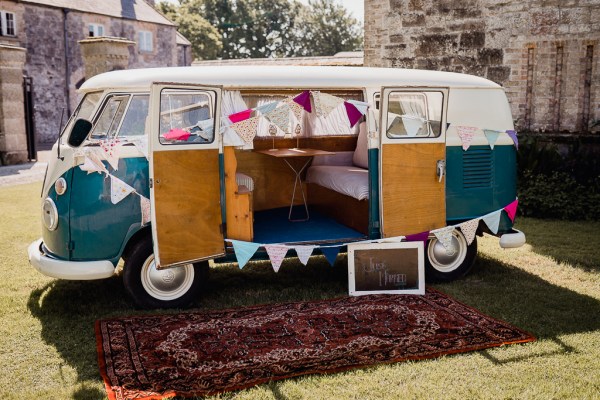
left=348, top=242, right=425, bottom=295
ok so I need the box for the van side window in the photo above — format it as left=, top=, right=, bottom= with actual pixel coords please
left=159, top=89, right=214, bottom=144
left=386, top=92, right=443, bottom=138
left=119, top=95, right=149, bottom=136
left=90, top=94, right=130, bottom=140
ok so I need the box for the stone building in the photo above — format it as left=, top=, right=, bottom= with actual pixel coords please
left=364, top=0, right=599, bottom=136
left=0, top=0, right=191, bottom=164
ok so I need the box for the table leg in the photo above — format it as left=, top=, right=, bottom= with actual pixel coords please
left=284, top=157, right=312, bottom=222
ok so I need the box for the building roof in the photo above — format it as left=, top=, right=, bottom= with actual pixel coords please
left=193, top=52, right=364, bottom=67
left=22, top=0, right=174, bottom=26
left=80, top=65, right=501, bottom=92
left=176, top=31, right=191, bottom=46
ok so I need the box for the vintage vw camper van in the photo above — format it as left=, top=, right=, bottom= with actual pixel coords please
left=28, top=66, right=525, bottom=308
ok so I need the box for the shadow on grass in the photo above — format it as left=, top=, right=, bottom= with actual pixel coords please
left=516, top=218, right=600, bottom=273
left=27, top=253, right=600, bottom=396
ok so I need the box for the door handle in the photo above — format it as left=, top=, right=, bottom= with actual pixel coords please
left=436, top=160, right=445, bottom=183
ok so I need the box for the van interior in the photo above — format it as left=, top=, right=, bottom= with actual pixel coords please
left=222, top=89, right=370, bottom=245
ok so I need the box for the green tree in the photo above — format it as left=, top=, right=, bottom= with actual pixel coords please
left=158, top=1, right=223, bottom=60
left=302, top=0, right=363, bottom=56
left=158, top=0, right=363, bottom=60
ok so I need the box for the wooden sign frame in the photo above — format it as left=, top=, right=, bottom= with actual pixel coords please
left=348, top=241, right=425, bottom=296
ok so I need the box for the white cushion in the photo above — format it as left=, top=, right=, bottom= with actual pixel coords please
left=353, top=122, right=368, bottom=169
left=307, top=165, right=369, bottom=201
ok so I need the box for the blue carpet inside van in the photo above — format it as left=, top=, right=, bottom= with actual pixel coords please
left=253, top=207, right=364, bottom=244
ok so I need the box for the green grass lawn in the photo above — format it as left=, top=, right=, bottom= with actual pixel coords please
left=1, top=182, right=599, bottom=399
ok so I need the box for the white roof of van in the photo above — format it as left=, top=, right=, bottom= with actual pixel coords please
left=79, top=66, right=501, bottom=92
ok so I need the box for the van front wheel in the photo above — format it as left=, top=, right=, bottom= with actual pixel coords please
left=425, top=229, right=477, bottom=282
left=123, top=239, right=208, bottom=309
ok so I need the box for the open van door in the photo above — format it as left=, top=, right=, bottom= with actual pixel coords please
left=149, top=83, right=224, bottom=269
left=379, top=87, right=448, bottom=237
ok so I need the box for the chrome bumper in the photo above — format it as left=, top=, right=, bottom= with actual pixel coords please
left=499, top=229, right=526, bottom=249
left=27, top=239, right=115, bottom=280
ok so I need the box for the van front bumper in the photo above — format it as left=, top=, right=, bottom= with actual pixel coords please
left=499, top=229, right=526, bottom=249
left=28, top=239, right=115, bottom=280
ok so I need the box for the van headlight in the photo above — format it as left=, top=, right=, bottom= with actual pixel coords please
left=42, top=198, right=59, bottom=231
left=54, top=177, right=67, bottom=195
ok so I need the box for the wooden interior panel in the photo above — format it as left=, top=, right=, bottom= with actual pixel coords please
left=224, top=147, right=253, bottom=241
left=308, top=183, right=369, bottom=235
left=153, top=149, right=224, bottom=267
left=381, top=143, right=446, bottom=237
left=237, top=136, right=359, bottom=211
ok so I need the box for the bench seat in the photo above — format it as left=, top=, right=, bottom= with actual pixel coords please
left=306, top=165, right=369, bottom=201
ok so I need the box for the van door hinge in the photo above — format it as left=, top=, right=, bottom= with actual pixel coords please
left=149, top=178, right=153, bottom=188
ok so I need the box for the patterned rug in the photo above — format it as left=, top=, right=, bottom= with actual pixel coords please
left=96, top=289, right=535, bottom=400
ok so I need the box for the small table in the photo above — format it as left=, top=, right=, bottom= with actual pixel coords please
left=256, top=148, right=335, bottom=221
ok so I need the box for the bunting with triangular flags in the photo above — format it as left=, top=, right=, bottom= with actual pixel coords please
left=294, top=245, right=316, bottom=266
left=347, top=100, right=369, bottom=116
left=504, top=199, right=518, bottom=222
left=285, top=98, right=304, bottom=122
left=140, top=195, right=151, bottom=225
left=231, top=116, right=260, bottom=144
left=432, top=226, right=456, bottom=254
left=459, top=218, right=479, bottom=245
left=482, top=210, right=502, bottom=234
left=264, top=105, right=290, bottom=133
left=100, top=137, right=121, bottom=170
left=79, top=149, right=109, bottom=175
left=229, top=109, right=253, bottom=124
left=405, top=231, right=430, bottom=243
left=255, top=101, right=279, bottom=116
left=110, top=175, right=135, bottom=205
left=506, top=129, right=518, bottom=148
left=483, top=129, right=500, bottom=150
left=264, top=244, right=289, bottom=272
left=456, top=126, right=478, bottom=151
left=311, top=91, right=325, bottom=117
left=293, top=90, right=312, bottom=113
left=229, top=240, right=260, bottom=269
left=321, top=246, right=341, bottom=266
left=344, top=101, right=363, bottom=127
left=318, top=92, right=345, bottom=117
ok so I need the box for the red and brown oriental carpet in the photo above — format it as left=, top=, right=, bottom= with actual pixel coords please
left=96, top=289, right=535, bottom=400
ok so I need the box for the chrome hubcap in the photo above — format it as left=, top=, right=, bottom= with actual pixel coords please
left=427, top=231, right=468, bottom=273
left=140, top=255, right=195, bottom=301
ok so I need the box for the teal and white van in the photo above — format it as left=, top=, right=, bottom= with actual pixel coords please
left=28, top=66, right=525, bottom=308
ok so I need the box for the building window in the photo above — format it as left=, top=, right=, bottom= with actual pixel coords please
left=0, top=11, right=16, bottom=37
left=88, top=23, right=104, bottom=37
left=138, top=31, right=153, bottom=52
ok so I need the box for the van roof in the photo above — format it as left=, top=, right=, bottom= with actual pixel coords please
left=79, top=65, right=501, bottom=92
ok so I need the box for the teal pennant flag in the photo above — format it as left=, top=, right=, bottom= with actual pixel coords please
left=229, top=239, right=260, bottom=269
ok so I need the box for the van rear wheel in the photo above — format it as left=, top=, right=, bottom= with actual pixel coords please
left=425, top=229, right=477, bottom=282
left=123, top=239, right=208, bottom=309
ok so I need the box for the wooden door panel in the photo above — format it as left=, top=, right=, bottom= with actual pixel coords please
left=381, top=143, right=445, bottom=237
left=153, top=149, right=223, bottom=267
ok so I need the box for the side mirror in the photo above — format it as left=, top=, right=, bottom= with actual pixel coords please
left=67, top=119, right=93, bottom=148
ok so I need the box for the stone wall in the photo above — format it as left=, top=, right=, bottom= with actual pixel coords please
left=364, top=0, right=600, bottom=134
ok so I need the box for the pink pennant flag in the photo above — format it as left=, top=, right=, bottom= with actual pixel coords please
left=264, top=244, right=289, bottom=272
left=229, top=109, right=253, bottom=124
left=504, top=199, right=518, bottom=222
left=140, top=195, right=151, bottom=225
left=293, top=90, right=312, bottom=113
left=506, top=130, right=519, bottom=149
left=344, top=101, right=362, bottom=128
left=164, top=128, right=190, bottom=142
left=405, top=231, right=430, bottom=243
left=456, top=126, right=478, bottom=151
